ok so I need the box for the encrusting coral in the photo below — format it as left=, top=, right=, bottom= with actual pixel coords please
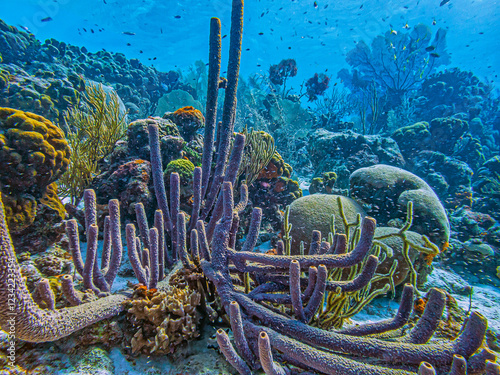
left=163, top=105, right=205, bottom=142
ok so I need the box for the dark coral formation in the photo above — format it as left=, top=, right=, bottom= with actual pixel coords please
left=415, top=68, right=495, bottom=122
left=308, top=129, right=405, bottom=188
left=163, top=106, right=205, bottom=141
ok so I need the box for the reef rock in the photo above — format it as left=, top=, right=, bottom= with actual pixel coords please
left=410, top=150, right=473, bottom=208
left=307, top=129, right=405, bottom=188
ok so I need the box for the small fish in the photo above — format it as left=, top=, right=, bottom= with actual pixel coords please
left=258, top=32, right=264, bottom=35
left=103, top=0, right=107, bottom=3
left=222, top=34, right=227, bottom=39
left=403, top=23, right=410, bottom=29
left=83, top=28, right=87, bottom=32
left=174, top=15, right=181, bottom=19
left=430, top=52, right=440, bottom=58
left=440, top=0, right=450, bottom=6
left=153, top=57, right=157, bottom=60
left=246, top=48, right=250, bottom=51
left=261, top=12, right=265, bottom=17
left=360, top=4, right=363, bottom=9
left=139, top=50, right=143, bottom=53
left=390, top=28, right=398, bottom=35
left=314, top=1, right=318, bottom=8
left=123, top=31, right=135, bottom=35
left=256, top=64, right=261, bottom=67
left=324, top=4, right=328, bottom=8
left=403, top=5, right=409, bottom=9
left=160, top=28, right=163, bottom=34
left=126, top=43, right=131, bottom=46
left=18, top=25, right=30, bottom=32
left=425, top=45, right=435, bottom=52
left=432, top=19, right=437, bottom=25
left=41, top=17, right=52, bottom=22
left=91, top=29, right=94, bottom=33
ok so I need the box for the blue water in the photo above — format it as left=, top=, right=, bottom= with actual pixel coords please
left=1, top=0, right=498, bottom=87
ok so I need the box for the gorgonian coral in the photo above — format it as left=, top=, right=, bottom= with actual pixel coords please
left=305, top=73, right=330, bottom=101
left=269, top=58, right=298, bottom=96
left=338, top=24, right=450, bottom=101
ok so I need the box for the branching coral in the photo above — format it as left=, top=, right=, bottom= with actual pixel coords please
left=269, top=58, right=298, bottom=96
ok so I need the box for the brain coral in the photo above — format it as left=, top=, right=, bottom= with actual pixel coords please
left=0, top=107, right=70, bottom=197
left=350, top=164, right=450, bottom=248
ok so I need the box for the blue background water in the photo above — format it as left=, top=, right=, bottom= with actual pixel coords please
left=1, top=0, right=498, bottom=88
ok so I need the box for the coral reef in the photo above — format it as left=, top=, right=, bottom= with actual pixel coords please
left=0, top=108, right=70, bottom=202
left=287, top=194, right=365, bottom=252
left=0, top=1, right=499, bottom=374
left=415, top=68, right=495, bottom=122
left=308, top=128, right=405, bottom=188
left=93, top=159, right=153, bottom=219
